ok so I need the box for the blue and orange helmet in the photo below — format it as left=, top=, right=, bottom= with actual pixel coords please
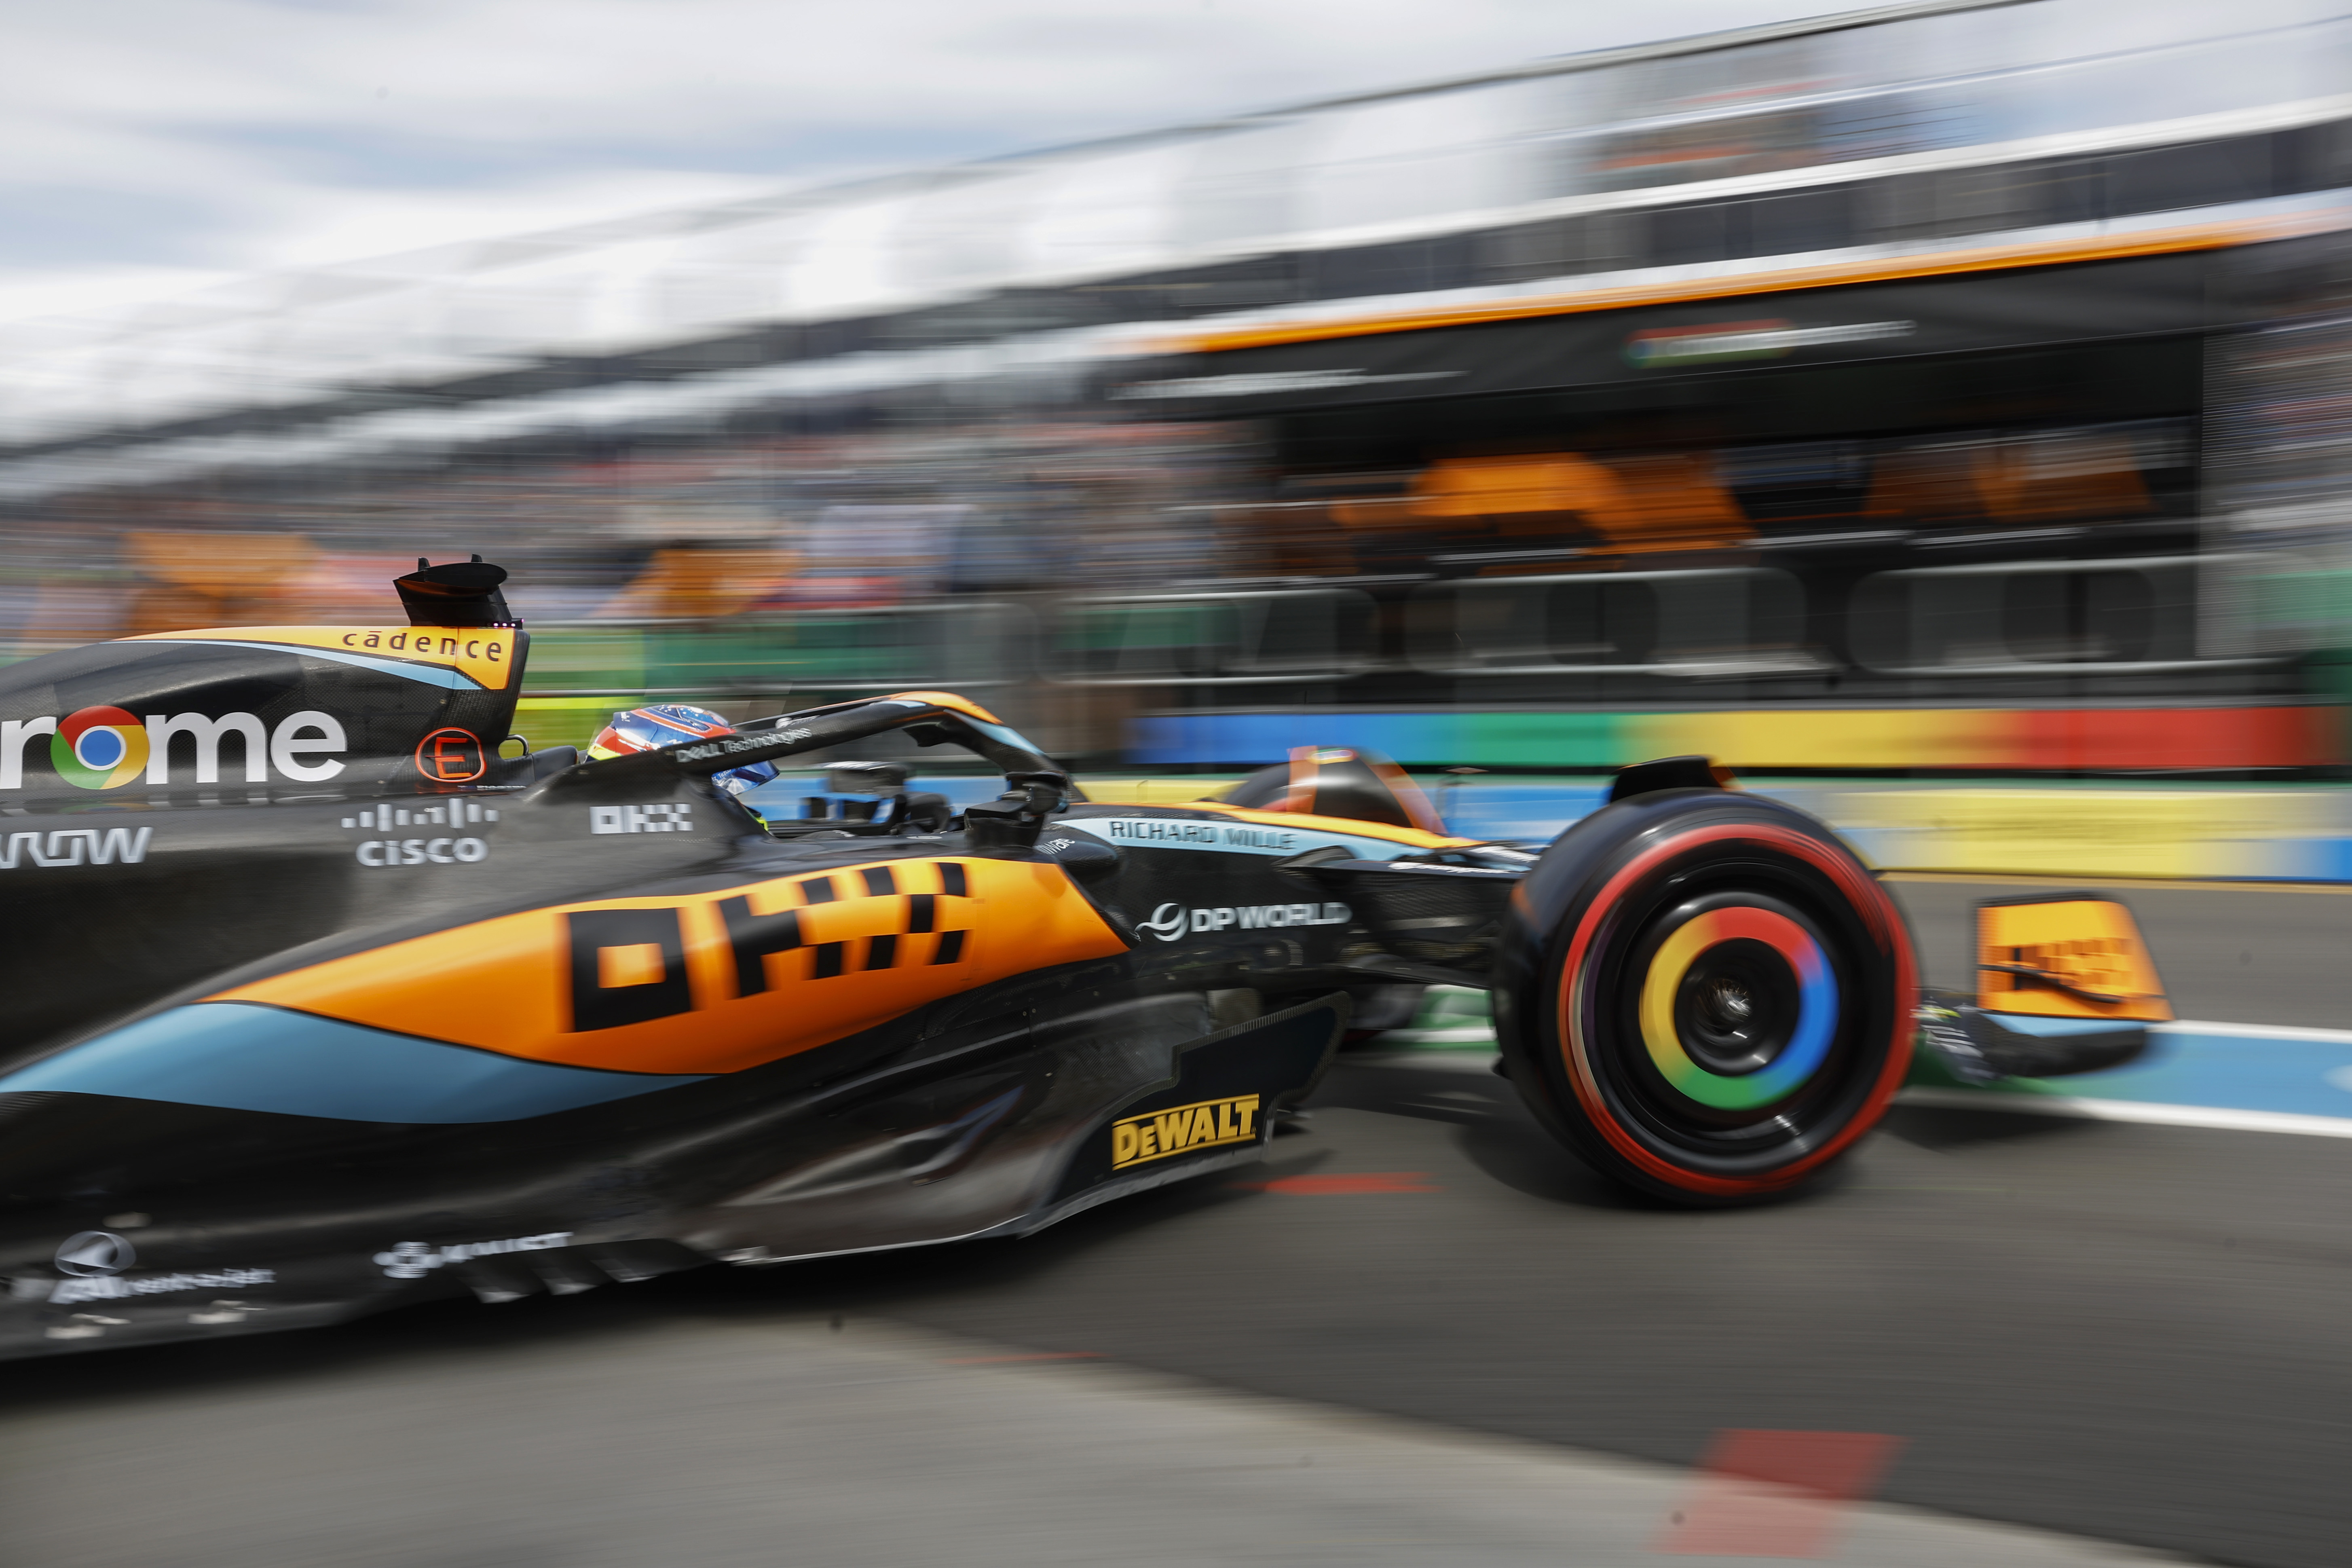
left=587, top=703, right=778, bottom=802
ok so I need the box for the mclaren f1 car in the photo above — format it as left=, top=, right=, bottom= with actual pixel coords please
left=0, top=559, right=2170, bottom=1357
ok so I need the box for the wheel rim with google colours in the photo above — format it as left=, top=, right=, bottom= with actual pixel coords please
left=1524, top=808, right=1915, bottom=1200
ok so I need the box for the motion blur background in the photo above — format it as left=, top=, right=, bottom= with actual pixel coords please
left=8, top=7, right=2352, bottom=1566
left=5, top=0, right=2348, bottom=841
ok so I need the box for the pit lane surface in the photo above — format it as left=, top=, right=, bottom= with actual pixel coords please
left=1, top=875, right=2345, bottom=1567
left=1885, top=872, right=2352, bottom=1029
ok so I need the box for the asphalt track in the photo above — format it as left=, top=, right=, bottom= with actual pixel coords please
left=1885, top=873, right=2352, bottom=1030
left=1, top=875, right=2346, bottom=1568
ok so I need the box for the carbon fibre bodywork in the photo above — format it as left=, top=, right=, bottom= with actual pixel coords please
left=0, top=574, right=2172, bottom=1354
left=0, top=603, right=1487, bottom=1357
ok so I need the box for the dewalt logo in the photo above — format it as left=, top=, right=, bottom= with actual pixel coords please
left=1110, top=1093, right=1260, bottom=1171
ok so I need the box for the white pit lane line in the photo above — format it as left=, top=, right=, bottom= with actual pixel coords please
left=2160, top=1019, right=2352, bottom=1044
left=1896, top=1090, right=2352, bottom=1139
left=1902, top=1018, right=2352, bottom=1139
left=0, top=1314, right=2194, bottom=1568
left=1354, top=1019, right=2352, bottom=1138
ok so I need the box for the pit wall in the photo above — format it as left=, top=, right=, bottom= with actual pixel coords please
left=732, top=771, right=2352, bottom=883
left=1111, top=706, right=2352, bottom=880
left=1128, top=707, right=2341, bottom=774
left=1430, top=780, right=2352, bottom=888
left=1072, top=777, right=2352, bottom=883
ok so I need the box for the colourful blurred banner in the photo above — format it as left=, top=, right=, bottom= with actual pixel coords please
left=1131, top=706, right=2342, bottom=773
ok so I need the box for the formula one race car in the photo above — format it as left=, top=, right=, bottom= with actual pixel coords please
left=0, top=560, right=2171, bottom=1357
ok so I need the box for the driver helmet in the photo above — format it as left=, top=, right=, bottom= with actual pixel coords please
left=586, top=703, right=778, bottom=802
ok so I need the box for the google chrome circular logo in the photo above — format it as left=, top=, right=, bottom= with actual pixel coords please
left=51, top=706, right=149, bottom=790
left=1636, top=900, right=1838, bottom=1112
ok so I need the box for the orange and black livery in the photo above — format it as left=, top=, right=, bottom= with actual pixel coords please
left=0, top=563, right=2160, bottom=1357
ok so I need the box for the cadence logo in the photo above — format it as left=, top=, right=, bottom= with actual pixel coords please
left=1, top=709, right=348, bottom=790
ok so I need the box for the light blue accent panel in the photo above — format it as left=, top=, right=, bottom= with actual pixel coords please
left=141, top=639, right=483, bottom=689
left=1963, top=1026, right=2352, bottom=1117
left=0, top=1002, right=706, bottom=1123
left=1982, top=1014, right=2137, bottom=1038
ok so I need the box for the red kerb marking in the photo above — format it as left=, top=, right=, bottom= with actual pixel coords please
left=1657, top=1429, right=1904, bottom=1558
left=1230, top=1172, right=1441, bottom=1195
left=941, top=1351, right=1104, bottom=1364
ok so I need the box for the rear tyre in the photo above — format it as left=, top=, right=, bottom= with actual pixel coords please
left=1495, top=790, right=1915, bottom=1205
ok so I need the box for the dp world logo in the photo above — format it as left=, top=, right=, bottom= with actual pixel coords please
left=55, top=1230, right=136, bottom=1277
left=1138, top=901, right=1351, bottom=942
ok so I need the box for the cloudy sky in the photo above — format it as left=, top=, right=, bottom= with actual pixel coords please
left=0, top=0, right=1856, bottom=325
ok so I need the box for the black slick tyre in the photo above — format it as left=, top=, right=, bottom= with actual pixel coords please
left=1494, top=790, right=1916, bottom=1205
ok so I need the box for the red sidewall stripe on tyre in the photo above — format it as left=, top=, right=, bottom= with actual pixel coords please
left=1555, top=821, right=1917, bottom=1196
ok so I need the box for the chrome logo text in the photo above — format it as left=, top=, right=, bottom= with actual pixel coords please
left=2, top=709, right=348, bottom=790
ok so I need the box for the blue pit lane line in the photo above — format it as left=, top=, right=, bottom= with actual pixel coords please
left=1902, top=1022, right=2352, bottom=1137
left=1382, top=1011, right=2352, bottom=1137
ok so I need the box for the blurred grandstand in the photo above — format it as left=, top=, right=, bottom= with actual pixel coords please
left=0, top=0, right=2347, bottom=771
